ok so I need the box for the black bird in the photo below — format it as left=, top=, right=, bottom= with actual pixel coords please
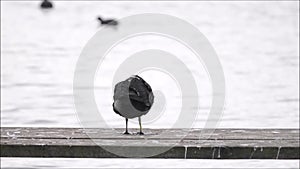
left=97, top=16, right=118, bottom=26
left=113, top=75, right=154, bottom=135
left=40, top=0, right=53, bottom=9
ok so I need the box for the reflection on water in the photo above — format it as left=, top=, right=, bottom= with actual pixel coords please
left=1, top=1, right=299, bottom=168
left=1, top=158, right=299, bottom=169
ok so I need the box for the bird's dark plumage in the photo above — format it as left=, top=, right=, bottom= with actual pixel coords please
left=113, top=75, right=154, bottom=135
left=40, top=0, right=53, bottom=9
left=97, top=17, right=118, bottom=26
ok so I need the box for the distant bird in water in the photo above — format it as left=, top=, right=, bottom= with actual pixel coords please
left=40, top=0, right=53, bottom=9
left=113, top=75, right=154, bottom=135
left=97, top=16, right=118, bottom=26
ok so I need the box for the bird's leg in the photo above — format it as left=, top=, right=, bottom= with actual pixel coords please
left=123, top=118, right=129, bottom=135
left=137, top=117, right=144, bottom=135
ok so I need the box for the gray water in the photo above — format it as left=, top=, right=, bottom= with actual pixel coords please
left=1, top=1, right=299, bottom=168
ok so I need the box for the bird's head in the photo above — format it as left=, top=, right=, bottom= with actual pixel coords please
left=97, top=17, right=103, bottom=21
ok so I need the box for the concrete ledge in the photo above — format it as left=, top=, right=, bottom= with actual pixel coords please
left=1, top=128, right=299, bottom=159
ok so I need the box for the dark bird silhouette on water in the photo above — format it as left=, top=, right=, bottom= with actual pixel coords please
left=40, top=0, right=53, bottom=9
left=97, top=16, right=118, bottom=26
left=113, top=75, right=154, bottom=135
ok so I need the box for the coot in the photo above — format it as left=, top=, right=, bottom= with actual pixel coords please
left=40, top=0, right=53, bottom=9
left=113, top=75, right=154, bottom=135
left=97, top=16, right=118, bottom=26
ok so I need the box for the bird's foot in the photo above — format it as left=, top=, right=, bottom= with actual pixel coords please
left=137, top=132, right=144, bottom=135
left=123, top=131, right=130, bottom=135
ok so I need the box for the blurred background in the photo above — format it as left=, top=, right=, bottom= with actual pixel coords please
left=1, top=1, right=299, bottom=168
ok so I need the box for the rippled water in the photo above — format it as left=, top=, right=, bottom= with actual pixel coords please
left=1, top=1, right=299, bottom=168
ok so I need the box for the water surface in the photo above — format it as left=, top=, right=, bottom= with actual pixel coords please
left=1, top=1, right=299, bottom=168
